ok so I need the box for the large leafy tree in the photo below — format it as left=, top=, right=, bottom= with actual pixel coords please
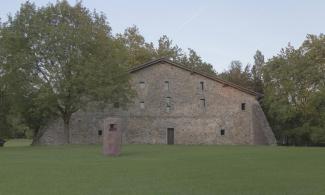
left=0, top=1, right=133, bottom=143
left=251, top=50, right=265, bottom=93
left=219, top=60, right=253, bottom=89
left=155, top=35, right=184, bottom=61
left=263, top=35, right=325, bottom=145
left=180, top=48, right=216, bottom=75
left=155, top=35, right=216, bottom=74
left=116, top=26, right=155, bottom=66
left=118, top=27, right=217, bottom=74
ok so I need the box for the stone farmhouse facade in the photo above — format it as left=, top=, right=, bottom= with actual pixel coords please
left=39, top=58, right=276, bottom=145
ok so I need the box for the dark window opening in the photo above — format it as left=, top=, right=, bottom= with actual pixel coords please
left=241, top=103, right=246, bottom=110
left=98, top=130, right=102, bottom=136
left=165, top=81, right=170, bottom=91
left=109, top=124, right=116, bottom=131
left=166, top=97, right=171, bottom=106
left=113, top=102, right=119, bottom=108
left=220, top=129, right=225, bottom=136
left=140, top=101, right=145, bottom=109
left=200, top=81, right=204, bottom=91
left=139, top=81, right=145, bottom=88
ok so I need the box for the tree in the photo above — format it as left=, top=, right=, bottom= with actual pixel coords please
left=0, top=1, right=133, bottom=143
left=219, top=60, right=253, bottom=89
left=116, top=26, right=155, bottom=66
left=251, top=50, right=265, bottom=93
left=180, top=48, right=216, bottom=75
left=263, top=35, right=325, bottom=145
left=154, top=36, right=216, bottom=74
left=155, top=35, right=184, bottom=61
left=118, top=31, right=217, bottom=75
left=0, top=84, right=12, bottom=138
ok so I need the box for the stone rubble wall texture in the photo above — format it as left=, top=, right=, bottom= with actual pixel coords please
left=39, top=62, right=276, bottom=145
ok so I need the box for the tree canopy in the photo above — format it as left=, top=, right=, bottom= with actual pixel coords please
left=0, top=1, right=133, bottom=143
left=263, top=35, right=325, bottom=145
left=219, top=60, right=253, bottom=89
left=117, top=26, right=216, bottom=75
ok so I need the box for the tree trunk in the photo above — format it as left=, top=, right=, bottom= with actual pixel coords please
left=31, top=125, right=48, bottom=145
left=63, top=116, right=71, bottom=144
left=31, top=128, right=41, bottom=145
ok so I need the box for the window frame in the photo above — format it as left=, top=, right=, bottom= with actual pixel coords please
left=241, top=103, right=246, bottom=111
left=200, top=98, right=206, bottom=109
left=140, top=101, right=145, bottom=109
left=98, top=130, right=103, bottom=136
left=164, top=80, right=170, bottom=91
left=200, top=81, right=204, bottom=91
left=139, top=81, right=145, bottom=89
left=165, top=97, right=171, bottom=112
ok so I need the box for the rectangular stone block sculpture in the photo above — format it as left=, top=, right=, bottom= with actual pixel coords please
left=103, top=117, right=122, bottom=156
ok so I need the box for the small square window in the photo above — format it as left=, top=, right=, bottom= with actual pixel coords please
left=140, top=101, right=145, bottom=109
left=241, top=103, right=246, bottom=110
left=220, top=129, right=225, bottom=136
left=98, top=130, right=102, bottom=136
left=109, top=124, right=116, bottom=131
left=139, top=81, right=145, bottom=89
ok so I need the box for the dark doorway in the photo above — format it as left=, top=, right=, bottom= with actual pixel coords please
left=167, top=128, right=174, bottom=145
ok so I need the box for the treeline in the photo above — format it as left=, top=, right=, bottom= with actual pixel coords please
left=0, top=1, right=324, bottom=146
left=117, top=27, right=216, bottom=75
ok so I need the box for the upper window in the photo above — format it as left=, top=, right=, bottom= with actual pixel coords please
left=200, top=98, right=206, bottom=109
left=165, top=97, right=171, bottom=112
left=139, top=81, right=145, bottom=89
left=241, top=103, right=246, bottom=110
left=200, top=81, right=204, bottom=91
left=140, top=101, right=145, bottom=109
left=164, top=81, right=170, bottom=91
left=166, top=97, right=171, bottom=106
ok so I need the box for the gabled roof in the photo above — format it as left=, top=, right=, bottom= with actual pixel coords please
left=129, top=58, right=262, bottom=98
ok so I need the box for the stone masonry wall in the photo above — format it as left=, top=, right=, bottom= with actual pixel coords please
left=125, top=62, right=258, bottom=145
left=39, top=62, right=275, bottom=145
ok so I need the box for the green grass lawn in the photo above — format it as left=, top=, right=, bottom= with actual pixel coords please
left=1, top=141, right=325, bottom=195
left=4, top=139, right=32, bottom=147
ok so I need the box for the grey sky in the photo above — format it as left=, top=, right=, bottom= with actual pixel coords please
left=1, top=0, right=324, bottom=72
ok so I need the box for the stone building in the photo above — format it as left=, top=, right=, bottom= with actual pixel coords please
left=39, top=58, right=276, bottom=145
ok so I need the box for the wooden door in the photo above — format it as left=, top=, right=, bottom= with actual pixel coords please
left=167, top=128, right=174, bottom=145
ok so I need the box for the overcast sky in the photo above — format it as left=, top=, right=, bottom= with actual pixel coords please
left=1, top=0, right=324, bottom=72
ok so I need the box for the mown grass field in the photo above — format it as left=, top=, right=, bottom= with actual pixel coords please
left=1, top=140, right=325, bottom=195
